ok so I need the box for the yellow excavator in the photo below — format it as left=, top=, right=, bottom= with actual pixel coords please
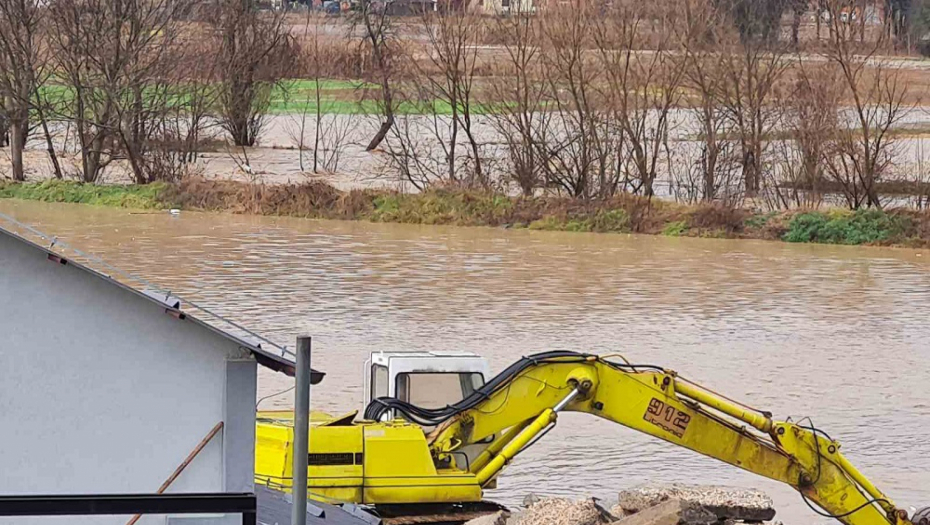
left=255, top=350, right=928, bottom=525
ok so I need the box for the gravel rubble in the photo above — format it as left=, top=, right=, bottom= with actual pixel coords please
left=617, top=484, right=773, bottom=512
left=510, top=498, right=609, bottom=525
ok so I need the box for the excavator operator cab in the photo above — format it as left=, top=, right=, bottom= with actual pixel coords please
left=363, top=351, right=490, bottom=422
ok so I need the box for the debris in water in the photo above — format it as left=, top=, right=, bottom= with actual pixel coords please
left=169, top=209, right=181, bottom=216
left=523, top=493, right=542, bottom=508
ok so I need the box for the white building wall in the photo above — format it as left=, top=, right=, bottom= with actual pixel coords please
left=0, top=232, right=257, bottom=525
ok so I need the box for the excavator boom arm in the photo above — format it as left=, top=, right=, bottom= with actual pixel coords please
left=393, top=353, right=909, bottom=525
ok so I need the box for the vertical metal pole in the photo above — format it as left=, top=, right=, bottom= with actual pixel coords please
left=291, top=336, right=311, bottom=525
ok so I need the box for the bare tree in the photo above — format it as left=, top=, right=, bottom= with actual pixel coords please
left=820, top=0, right=911, bottom=208
left=788, top=0, right=807, bottom=47
left=32, top=72, right=65, bottom=180
left=0, top=103, right=9, bottom=149
left=485, top=12, right=549, bottom=196
left=354, top=0, right=399, bottom=151
left=594, top=0, right=684, bottom=198
left=0, top=0, right=44, bottom=181
left=414, top=9, right=487, bottom=186
left=714, top=17, right=789, bottom=197
left=766, top=61, right=840, bottom=209
left=213, top=0, right=290, bottom=147
left=48, top=0, right=184, bottom=182
left=536, top=0, right=609, bottom=198
left=48, top=0, right=113, bottom=182
left=48, top=0, right=210, bottom=183
left=284, top=12, right=329, bottom=174
left=679, top=0, right=741, bottom=202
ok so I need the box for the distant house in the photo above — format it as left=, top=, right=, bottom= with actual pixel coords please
left=0, top=221, right=323, bottom=525
left=477, top=0, right=534, bottom=14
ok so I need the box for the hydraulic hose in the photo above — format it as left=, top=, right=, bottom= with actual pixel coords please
left=363, top=350, right=664, bottom=426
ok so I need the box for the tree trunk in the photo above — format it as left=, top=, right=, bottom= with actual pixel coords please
left=35, top=101, right=64, bottom=179
left=313, top=77, right=321, bottom=173
left=9, top=118, right=25, bottom=181
left=85, top=127, right=107, bottom=183
left=792, top=9, right=802, bottom=47
left=743, top=149, right=758, bottom=196
left=366, top=68, right=394, bottom=152
left=366, top=114, right=394, bottom=151
left=704, top=144, right=717, bottom=201
left=365, top=16, right=395, bottom=153
left=0, top=107, right=9, bottom=148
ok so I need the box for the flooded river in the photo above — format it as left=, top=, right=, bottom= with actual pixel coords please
left=2, top=199, right=928, bottom=523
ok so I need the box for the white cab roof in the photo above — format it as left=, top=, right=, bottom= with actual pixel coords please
left=370, top=350, right=489, bottom=375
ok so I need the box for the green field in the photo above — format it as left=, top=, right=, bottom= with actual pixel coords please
left=36, top=78, right=498, bottom=116
left=270, top=79, right=503, bottom=116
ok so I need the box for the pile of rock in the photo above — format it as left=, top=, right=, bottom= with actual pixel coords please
left=612, top=483, right=777, bottom=525
left=465, top=484, right=778, bottom=525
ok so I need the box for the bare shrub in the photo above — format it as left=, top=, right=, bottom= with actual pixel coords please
left=714, top=24, right=790, bottom=197
left=669, top=141, right=744, bottom=205
left=764, top=63, right=841, bottom=210
left=907, top=139, right=930, bottom=210
left=283, top=90, right=357, bottom=175
left=820, top=0, right=912, bottom=209
left=484, top=13, right=549, bottom=196
left=167, top=34, right=221, bottom=166
left=594, top=0, right=684, bottom=198
left=411, top=9, right=488, bottom=187
left=535, top=0, right=608, bottom=198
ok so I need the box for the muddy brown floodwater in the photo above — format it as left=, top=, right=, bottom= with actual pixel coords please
left=2, top=199, right=928, bottom=524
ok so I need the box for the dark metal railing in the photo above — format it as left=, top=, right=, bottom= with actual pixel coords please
left=0, top=492, right=257, bottom=525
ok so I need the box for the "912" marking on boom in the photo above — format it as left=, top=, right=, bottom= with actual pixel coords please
left=643, top=398, right=691, bottom=438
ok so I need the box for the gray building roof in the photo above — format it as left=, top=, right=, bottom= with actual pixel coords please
left=0, top=216, right=324, bottom=383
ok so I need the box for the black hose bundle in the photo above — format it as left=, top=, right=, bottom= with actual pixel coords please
left=363, top=350, right=664, bottom=426
left=363, top=351, right=590, bottom=425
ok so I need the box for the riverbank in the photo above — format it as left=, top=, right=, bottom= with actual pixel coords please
left=2, top=178, right=929, bottom=247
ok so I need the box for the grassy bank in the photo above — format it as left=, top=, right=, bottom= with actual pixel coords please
left=2, top=179, right=929, bottom=247
left=0, top=180, right=169, bottom=209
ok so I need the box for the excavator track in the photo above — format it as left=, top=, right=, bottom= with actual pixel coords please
left=376, top=501, right=508, bottom=525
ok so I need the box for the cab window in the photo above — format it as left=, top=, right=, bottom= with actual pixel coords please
left=372, top=365, right=389, bottom=400
left=396, top=373, right=484, bottom=408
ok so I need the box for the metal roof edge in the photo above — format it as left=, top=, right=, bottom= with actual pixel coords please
left=0, top=223, right=324, bottom=383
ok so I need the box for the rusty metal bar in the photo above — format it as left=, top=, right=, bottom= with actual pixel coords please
left=125, top=421, right=225, bottom=525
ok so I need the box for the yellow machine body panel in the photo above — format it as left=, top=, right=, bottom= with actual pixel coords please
left=361, top=423, right=481, bottom=504
left=256, top=417, right=365, bottom=503
left=255, top=415, right=481, bottom=505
